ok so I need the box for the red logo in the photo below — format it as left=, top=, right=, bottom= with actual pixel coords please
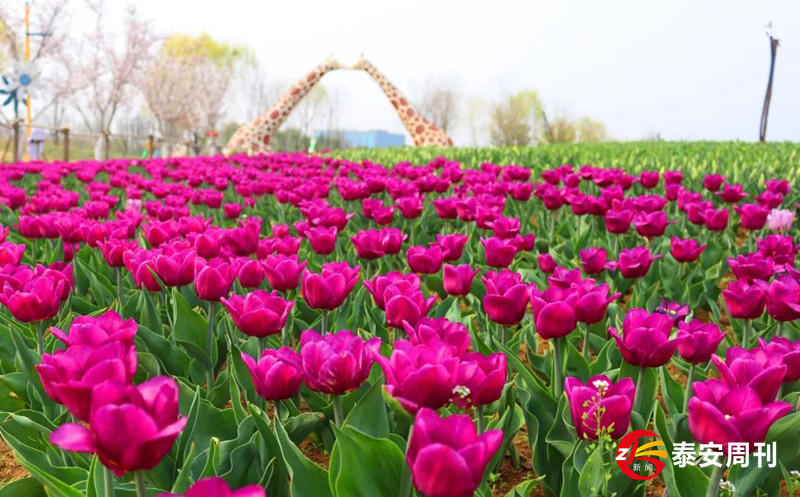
left=615, top=429, right=668, bottom=480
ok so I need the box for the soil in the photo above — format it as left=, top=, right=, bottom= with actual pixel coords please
left=0, top=437, right=29, bottom=484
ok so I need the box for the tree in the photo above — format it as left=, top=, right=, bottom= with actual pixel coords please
left=291, top=84, right=330, bottom=139
left=142, top=33, right=252, bottom=145
left=546, top=117, right=577, bottom=143
left=489, top=90, right=545, bottom=146
left=65, top=1, right=156, bottom=133
left=464, top=96, right=487, bottom=146
left=0, top=0, right=74, bottom=122
left=418, top=79, right=458, bottom=133
left=575, top=116, right=608, bottom=142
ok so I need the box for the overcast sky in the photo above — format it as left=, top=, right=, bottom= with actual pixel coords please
left=107, top=0, right=799, bottom=143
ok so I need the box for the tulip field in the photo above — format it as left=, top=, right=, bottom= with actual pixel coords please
left=0, top=141, right=799, bottom=497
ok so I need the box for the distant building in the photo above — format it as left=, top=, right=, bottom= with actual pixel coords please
left=315, top=129, right=405, bottom=149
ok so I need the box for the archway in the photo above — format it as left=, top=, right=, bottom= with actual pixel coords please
left=223, top=57, right=453, bottom=155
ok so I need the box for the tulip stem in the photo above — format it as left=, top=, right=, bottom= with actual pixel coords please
left=552, top=338, right=563, bottom=399
left=476, top=405, right=485, bottom=435
left=633, top=367, right=646, bottom=415
left=35, top=321, right=44, bottom=356
left=134, top=471, right=147, bottom=497
left=321, top=313, right=328, bottom=335
left=705, top=464, right=724, bottom=497
left=581, top=322, right=591, bottom=359
left=398, top=462, right=413, bottom=497
left=682, top=363, right=695, bottom=413
left=332, top=395, right=344, bottom=426
left=104, top=466, right=115, bottom=497
left=205, top=302, right=216, bottom=389
left=777, top=321, right=784, bottom=338
left=115, top=267, right=123, bottom=306
left=742, top=320, right=751, bottom=348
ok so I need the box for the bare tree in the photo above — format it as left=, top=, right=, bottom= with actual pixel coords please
left=0, top=0, right=69, bottom=63
left=64, top=1, right=156, bottom=132
left=291, top=84, right=330, bottom=139
left=0, top=0, right=74, bottom=122
left=141, top=33, right=250, bottom=151
left=141, top=53, right=197, bottom=143
left=418, top=79, right=458, bottom=133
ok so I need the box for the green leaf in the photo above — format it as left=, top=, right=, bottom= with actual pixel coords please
left=502, top=476, right=544, bottom=497
left=273, top=414, right=333, bottom=497
left=654, top=405, right=708, bottom=497
left=343, top=381, right=389, bottom=439
left=328, top=425, right=404, bottom=497
left=730, top=411, right=800, bottom=495
left=0, top=478, right=46, bottom=497
left=577, top=444, right=605, bottom=496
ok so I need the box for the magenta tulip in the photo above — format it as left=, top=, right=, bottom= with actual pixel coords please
left=37, top=341, right=137, bottom=421
left=530, top=287, right=578, bottom=340
left=364, top=271, right=421, bottom=311
left=51, top=377, right=187, bottom=476
left=670, top=237, right=706, bottom=263
left=443, top=264, right=478, bottom=297
left=676, top=319, right=725, bottom=364
left=378, top=340, right=460, bottom=413
left=618, top=246, right=661, bottom=279
left=538, top=253, right=557, bottom=274
left=383, top=280, right=437, bottom=329
left=402, top=318, right=470, bottom=357
left=241, top=347, right=303, bottom=401
left=565, top=375, right=634, bottom=440
left=305, top=226, right=337, bottom=255
left=194, top=257, right=236, bottom=301
left=1, top=272, right=66, bottom=322
left=703, top=208, right=729, bottom=231
left=50, top=310, right=136, bottom=348
left=604, top=209, right=633, bottom=234
left=722, top=280, right=766, bottom=320
left=262, top=254, right=306, bottom=291
left=481, top=237, right=517, bottom=268
left=688, top=379, right=790, bottom=452
left=579, top=247, right=608, bottom=275
left=301, top=262, right=359, bottom=310
left=405, top=408, right=502, bottom=497
left=633, top=211, right=672, bottom=238
left=292, top=329, right=380, bottom=395
left=758, top=275, right=800, bottom=322
left=734, top=203, right=770, bottom=230
left=435, top=233, right=468, bottom=261
left=407, top=245, right=444, bottom=274
left=481, top=270, right=530, bottom=326
left=222, top=290, right=293, bottom=338
left=157, top=477, right=265, bottom=497
left=609, top=309, right=682, bottom=367
left=711, top=353, right=785, bottom=403
left=453, top=352, right=507, bottom=408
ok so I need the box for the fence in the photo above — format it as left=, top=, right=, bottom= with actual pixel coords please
left=0, top=120, right=219, bottom=163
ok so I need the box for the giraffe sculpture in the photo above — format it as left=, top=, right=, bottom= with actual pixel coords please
left=223, top=58, right=341, bottom=155
left=352, top=57, right=453, bottom=147
left=224, top=57, right=453, bottom=155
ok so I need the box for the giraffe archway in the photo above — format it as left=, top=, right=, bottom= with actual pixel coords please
left=223, top=57, right=453, bottom=155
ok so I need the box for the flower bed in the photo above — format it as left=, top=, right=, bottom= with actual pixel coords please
left=0, top=144, right=797, bottom=497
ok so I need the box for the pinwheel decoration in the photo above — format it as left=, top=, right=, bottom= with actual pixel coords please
left=0, top=62, right=40, bottom=116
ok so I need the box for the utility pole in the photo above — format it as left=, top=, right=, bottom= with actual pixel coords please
left=759, top=24, right=779, bottom=143
left=24, top=2, right=31, bottom=160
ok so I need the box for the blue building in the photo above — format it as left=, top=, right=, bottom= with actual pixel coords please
left=316, top=130, right=405, bottom=149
